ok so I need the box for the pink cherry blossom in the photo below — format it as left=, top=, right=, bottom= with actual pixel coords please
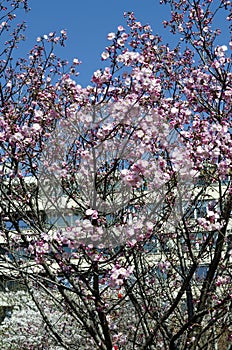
left=117, top=25, right=124, bottom=31
left=101, top=51, right=109, bottom=60
left=107, top=32, right=116, bottom=40
left=0, top=2, right=231, bottom=349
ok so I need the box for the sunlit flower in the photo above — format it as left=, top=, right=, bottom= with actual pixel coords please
left=117, top=25, right=124, bottom=31
left=107, top=32, right=116, bottom=40
left=101, top=51, right=109, bottom=60
left=73, top=58, right=80, bottom=65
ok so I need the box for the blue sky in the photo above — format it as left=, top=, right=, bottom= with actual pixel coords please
left=15, top=1, right=173, bottom=86
left=15, top=0, right=230, bottom=87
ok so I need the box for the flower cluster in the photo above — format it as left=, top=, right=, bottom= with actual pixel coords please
left=110, top=265, right=134, bottom=287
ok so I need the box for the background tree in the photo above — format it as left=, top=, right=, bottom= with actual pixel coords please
left=0, top=0, right=231, bottom=349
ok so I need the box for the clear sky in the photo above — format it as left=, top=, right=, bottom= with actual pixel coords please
left=15, top=0, right=230, bottom=87
left=15, top=0, right=173, bottom=86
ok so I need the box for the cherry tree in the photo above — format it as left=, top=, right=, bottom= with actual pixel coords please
left=0, top=0, right=232, bottom=349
